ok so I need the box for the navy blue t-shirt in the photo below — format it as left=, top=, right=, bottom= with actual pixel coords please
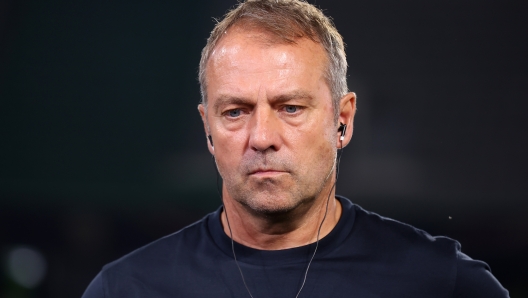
left=82, top=196, right=508, bottom=297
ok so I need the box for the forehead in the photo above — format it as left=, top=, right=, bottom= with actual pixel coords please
left=204, top=27, right=329, bottom=102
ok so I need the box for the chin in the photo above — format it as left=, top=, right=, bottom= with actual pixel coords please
left=240, top=191, right=312, bottom=217
left=246, top=202, right=296, bottom=216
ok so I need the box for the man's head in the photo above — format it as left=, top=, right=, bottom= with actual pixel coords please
left=199, top=0, right=348, bottom=120
left=198, top=0, right=355, bottom=217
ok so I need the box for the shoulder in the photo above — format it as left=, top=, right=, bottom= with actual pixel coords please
left=104, top=214, right=210, bottom=273
left=81, top=215, right=212, bottom=298
left=336, top=198, right=461, bottom=289
left=89, top=212, right=215, bottom=296
left=346, top=201, right=508, bottom=297
left=351, top=203, right=460, bottom=259
left=453, top=252, right=509, bottom=297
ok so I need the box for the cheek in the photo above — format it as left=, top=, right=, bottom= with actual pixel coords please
left=215, top=156, right=238, bottom=186
left=317, top=125, right=339, bottom=161
left=214, top=140, right=244, bottom=177
left=294, top=127, right=336, bottom=169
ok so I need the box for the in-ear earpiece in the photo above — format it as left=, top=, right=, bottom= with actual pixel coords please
left=338, top=123, right=347, bottom=141
left=208, top=135, right=214, bottom=147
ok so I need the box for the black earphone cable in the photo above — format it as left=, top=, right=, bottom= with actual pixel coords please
left=224, top=205, right=255, bottom=298
left=214, top=157, right=255, bottom=298
left=295, top=139, right=344, bottom=298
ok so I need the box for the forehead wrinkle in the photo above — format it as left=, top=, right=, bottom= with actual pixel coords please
left=210, top=32, right=315, bottom=78
left=206, top=30, right=330, bottom=110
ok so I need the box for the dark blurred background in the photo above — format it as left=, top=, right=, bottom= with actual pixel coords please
left=1, top=0, right=527, bottom=297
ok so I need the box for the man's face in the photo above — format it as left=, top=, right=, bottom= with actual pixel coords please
left=199, top=27, right=339, bottom=215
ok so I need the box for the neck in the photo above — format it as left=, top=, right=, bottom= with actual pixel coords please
left=220, top=181, right=342, bottom=250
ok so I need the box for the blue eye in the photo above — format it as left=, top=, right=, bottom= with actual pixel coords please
left=228, top=109, right=241, bottom=117
left=284, top=106, right=298, bottom=113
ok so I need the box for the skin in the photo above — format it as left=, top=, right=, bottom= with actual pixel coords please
left=198, top=26, right=356, bottom=250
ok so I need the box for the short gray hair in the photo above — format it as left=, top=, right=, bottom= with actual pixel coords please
left=199, top=0, right=348, bottom=120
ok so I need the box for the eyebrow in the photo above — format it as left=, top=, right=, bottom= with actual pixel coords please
left=270, top=90, right=314, bottom=105
left=212, top=95, right=251, bottom=113
left=212, top=90, right=315, bottom=112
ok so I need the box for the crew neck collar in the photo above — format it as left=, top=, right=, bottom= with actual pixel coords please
left=207, top=196, right=356, bottom=265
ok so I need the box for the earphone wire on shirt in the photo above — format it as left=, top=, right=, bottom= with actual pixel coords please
left=214, top=140, right=344, bottom=298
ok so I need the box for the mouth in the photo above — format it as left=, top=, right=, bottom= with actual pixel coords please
left=248, top=169, right=288, bottom=178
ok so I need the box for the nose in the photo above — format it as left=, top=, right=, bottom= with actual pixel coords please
left=248, top=106, right=282, bottom=152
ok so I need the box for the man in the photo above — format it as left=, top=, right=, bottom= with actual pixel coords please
left=82, top=0, right=508, bottom=297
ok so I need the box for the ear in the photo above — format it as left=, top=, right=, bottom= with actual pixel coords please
left=198, top=104, right=215, bottom=155
left=336, top=92, right=356, bottom=148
